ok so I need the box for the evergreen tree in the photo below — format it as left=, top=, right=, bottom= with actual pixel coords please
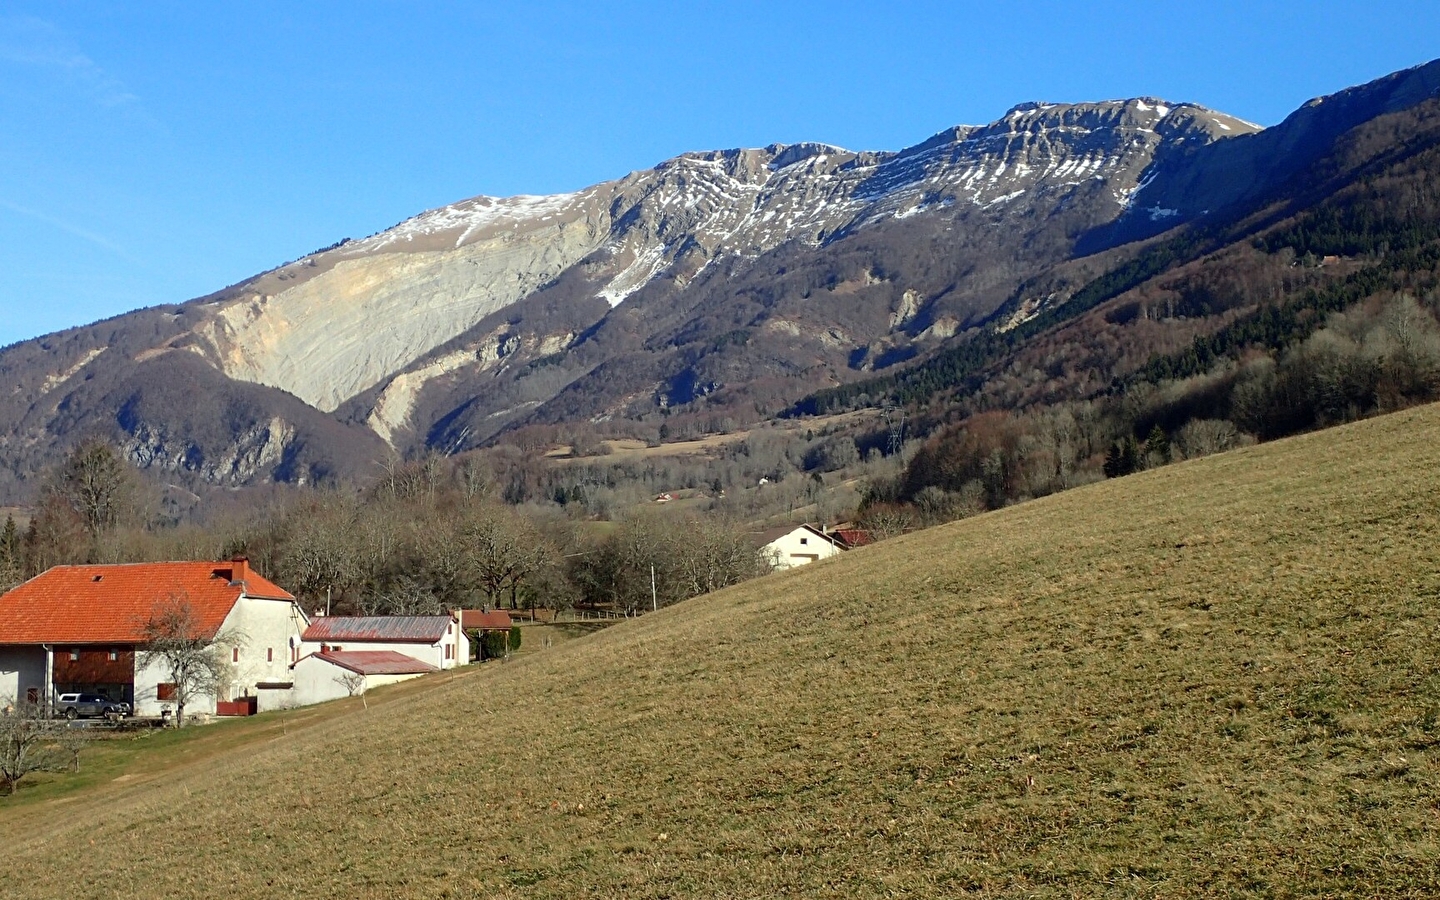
left=1103, top=436, right=1141, bottom=478
left=1144, top=426, right=1172, bottom=466
left=0, top=515, right=19, bottom=591
left=0, top=515, right=17, bottom=567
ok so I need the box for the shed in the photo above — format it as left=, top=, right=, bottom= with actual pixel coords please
left=287, top=650, right=439, bottom=708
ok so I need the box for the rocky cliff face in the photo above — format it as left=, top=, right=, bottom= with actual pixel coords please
left=1, top=59, right=1435, bottom=494
left=183, top=98, right=1255, bottom=420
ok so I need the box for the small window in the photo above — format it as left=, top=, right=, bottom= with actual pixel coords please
left=232, top=648, right=239, bottom=663
left=108, top=650, right=118, bottom=661
left=266, top=648, right=273, bottom=663
left=799, top=537, right=808, bottom=545
left=157, top=682, right=176, bottom=701
left=69, top=651, right=80, bottom=661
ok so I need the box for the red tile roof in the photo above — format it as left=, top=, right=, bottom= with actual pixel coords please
left=303, top=616, right=452, bottom=643
left=312, top=650, right=438, bottom=676
left=0, top=560, right=295, bottom=645
left=460, top=609, right=512, bottom=630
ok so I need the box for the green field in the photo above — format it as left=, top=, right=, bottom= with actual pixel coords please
left=6, top=403, right=1440, bottom=897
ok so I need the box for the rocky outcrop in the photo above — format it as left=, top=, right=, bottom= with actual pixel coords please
left=177, top=97, right=1258, bottom=426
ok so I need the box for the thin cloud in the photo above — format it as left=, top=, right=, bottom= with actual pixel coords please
left=0, top=198, right=143, bottom=265
left=0, top=15, right=138, bottom=108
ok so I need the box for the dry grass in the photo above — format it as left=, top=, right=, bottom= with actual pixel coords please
left=547, top=410, right=880, bottom=464
left=7, top=404, right=1440, bottom=897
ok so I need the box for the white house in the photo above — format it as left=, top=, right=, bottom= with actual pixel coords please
left=299, top=615, right=468, bottom=670
left=757, top=524, right=848, bottom=570
left=0, top=558, right=308, bottom=717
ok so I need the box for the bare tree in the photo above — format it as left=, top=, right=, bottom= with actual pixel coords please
left=0, top=698, right=50, bottom=795
left=462, top=507, right=546, bottom=610
left=137, top=593, right=236, bottom=727
left=334, top=670, right=368, bottom=710
left=54, top=440, right=135, bottom=538
left=362, top=575, right=445, bottom=616
left=51, top=724, right=90, bottom=773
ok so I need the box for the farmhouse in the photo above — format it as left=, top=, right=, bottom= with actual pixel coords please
left=757, top=524, right=848, bottom=570
left=301, top=615, right=468, bottom=670
left=0, top=558, right=307, bottom=717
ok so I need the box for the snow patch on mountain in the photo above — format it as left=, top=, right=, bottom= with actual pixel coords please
left=351, top=191, right=587, bottom=254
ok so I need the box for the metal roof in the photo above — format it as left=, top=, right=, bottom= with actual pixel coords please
left=459, top=609, right=512, bottom=630
left=303, top=615, right=452, bottom=643
left=312, top=650, right=438, bottom=676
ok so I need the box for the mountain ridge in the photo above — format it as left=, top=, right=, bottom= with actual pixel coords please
left=2, top=60, right=1438, bottom=498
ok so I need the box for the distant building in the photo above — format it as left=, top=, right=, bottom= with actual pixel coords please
left=756, top=524, right=848, bottom=570
left=830, top=528, right=873, bottom=549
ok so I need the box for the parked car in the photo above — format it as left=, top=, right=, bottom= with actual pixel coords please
left=54, top=693, right=130, bottom=720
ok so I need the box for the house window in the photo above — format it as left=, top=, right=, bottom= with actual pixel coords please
left=157, top=683, right=176, bottom=701
left=108, top=650, right=118, bottom=661
left=232, top=648, right=239, bottom=663
left=445, top=644, right=452, bottom=660
left=267, top=648, right=273, bottom=663
left=800, top=537, right=808, bottom=545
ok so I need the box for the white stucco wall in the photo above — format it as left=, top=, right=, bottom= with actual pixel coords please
left=223, top=596, right=311, bottom=692
left=0, top=647, right=46, bottom=706
left=287, top=654, right=350, bottom=708
left=132, top=652, right=216, bottom=718
left=764, top=528, right=845, bottom=570
left=132, top=594, right=308, bottom=718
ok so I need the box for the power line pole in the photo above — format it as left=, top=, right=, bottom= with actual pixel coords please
left=885, top=406, right=906, bottom=457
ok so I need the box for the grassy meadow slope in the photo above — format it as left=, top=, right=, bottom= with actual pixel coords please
left=8, top=404, right=1440, bottom=897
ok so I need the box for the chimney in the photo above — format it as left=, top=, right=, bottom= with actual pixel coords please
left=230, top=556, right=249, bottom=586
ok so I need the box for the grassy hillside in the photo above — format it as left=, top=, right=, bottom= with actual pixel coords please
left=7, top=404, right=1440, bottom=898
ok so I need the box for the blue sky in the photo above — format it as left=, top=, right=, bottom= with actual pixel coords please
left=0, top=1, right=1437, bottom=347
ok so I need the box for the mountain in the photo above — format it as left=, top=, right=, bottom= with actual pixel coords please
left=1, top=60, right=1438, bottom=496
